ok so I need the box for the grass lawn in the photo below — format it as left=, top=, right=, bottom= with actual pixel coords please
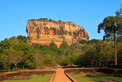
left=69, top=73, right=122, bottom=82
left=2, top=74, right=52, bottom=82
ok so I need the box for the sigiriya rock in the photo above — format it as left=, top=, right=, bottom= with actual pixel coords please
left=26, top=19, right=89, bottom=47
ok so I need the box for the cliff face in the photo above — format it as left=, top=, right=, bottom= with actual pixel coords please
left=26, top=19, right=89, bottom=47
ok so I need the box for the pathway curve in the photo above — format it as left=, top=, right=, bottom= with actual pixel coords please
left=53, top=68, right=71, bottom=82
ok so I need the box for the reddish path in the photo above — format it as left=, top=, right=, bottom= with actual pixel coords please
left=53, top=68, right=71, bottom=82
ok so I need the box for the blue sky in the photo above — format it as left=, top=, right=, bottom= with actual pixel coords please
left=0, top=0, right=122, bottom=41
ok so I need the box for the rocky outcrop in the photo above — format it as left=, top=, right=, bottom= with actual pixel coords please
left=26, top=19, right=89, bottom=47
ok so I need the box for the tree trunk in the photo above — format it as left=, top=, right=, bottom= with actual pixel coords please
left=107, top=60, right=108, bottom=66
left=23, top=65, right=24, bottom=69
left=114, top=32, right=117, bottom=65
left=91, top=59, right=93, bottom=66
left=99, top=59, right=101, bottom=66
left=15, top=64, right=18, bottom=69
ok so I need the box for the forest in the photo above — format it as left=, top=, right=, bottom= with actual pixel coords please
left=0, top=35, right=122, bottom=70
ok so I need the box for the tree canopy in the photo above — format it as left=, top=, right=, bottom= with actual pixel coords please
left=0, top=35, right=122, bottom=70
left=98, top=16, right=122, bottom=65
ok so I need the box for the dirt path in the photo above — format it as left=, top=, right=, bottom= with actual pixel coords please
left=53, top=68, right=71, bottom=82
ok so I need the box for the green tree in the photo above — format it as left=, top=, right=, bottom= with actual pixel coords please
left=0, top=54, right=9, bottom=69
left=84, top=45, right=98, bottom=66
left=89, top=39, right=99, bottom=44
left=33, top=50, right=44, bottom=68
left=117, top=43, right=122, bottom=65
left=98, top=16, right=122, bottom=65
left=116, top=10, right=120, bottom=17
left=58, top=20, right=61, bottom=22
left=17, top=35, right=27, bottom=43
left=95, top=40, right=101, bottom=66
left=0, top=39, right=10, bottom=54
left=60, top=41, right=69, bottom=48
left=117, top=36, right=122, bottom=65
left=0, top=36, right=37, bottom=69
left=117, top=36, right=122, bottom=43
left=43, top=54, right=56, bottom=66
left=49, top=41, right=57, bottom=49
left=69, top=52, right=81, bottom=65
left=8, top=49, right=25, bottom=69
left=80, top=39, right=88, bottom=44
left=99, top=42, right=114, bottom=66
left=49, top=19, right=52, bottom=21
left=21, top=45, right=36, bottom=69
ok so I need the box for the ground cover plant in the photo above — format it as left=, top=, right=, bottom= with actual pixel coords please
left=69, top=73, right=122, bottom=82
left=1, top=74, right=52, bottom=82
left=0, top=70, right=55, bottom=82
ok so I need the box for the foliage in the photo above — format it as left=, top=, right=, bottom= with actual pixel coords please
left=58, top=20, right=61, bottom=22
left=0, top=54, right=9, bottom=69
left=49, top=41, right=57, bottom=49
left=80, top=39, right=88, bottom=44
left=98, top=16, right=122, bottom=39
left=8, top=49, right=24, bottom=69
left=98, top=16, right=122, bottom=65
left=117, top=36, right=122, bottom=43
left=17, top=35, right=27, bottom=43
left=60, top=41, right=69, bottom=48
left=89, top=39, right=99, bottom=44
left=33, top=50, right=44, bottom=67
left=0, top=35, right=122, bottom=70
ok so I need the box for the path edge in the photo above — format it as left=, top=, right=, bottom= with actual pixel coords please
left=65, top=73, right=78, bottom=82
left=48, top=73, right=56, bottom=82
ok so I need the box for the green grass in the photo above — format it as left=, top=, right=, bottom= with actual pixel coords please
left=69, top=73, right=122, bottom=82
left=2, top=74, right=52, bottom=82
